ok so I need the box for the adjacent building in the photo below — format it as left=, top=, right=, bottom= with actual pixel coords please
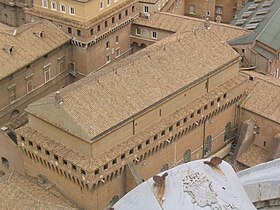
left=235, top=71, right=280, bottom=169
left=25, top=0, right=139, bottom=75
left=131, top=12, right=250, bottom=51
left=230, top=0, right=280, bottom=77
left=184, top=0, right=246, bottom=23
left=0, top=0, right=32, bottom=26
left=0, top=170, right=78, bottom=209
left=0, top=21, right=72, bottom=126
left=16, top=26, right=249, bottom=209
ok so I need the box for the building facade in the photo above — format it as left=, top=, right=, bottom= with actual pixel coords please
left=0, top=21, right=72, bottom=126
left=184, top=0, right=246, bottom=23
left=230, top=0, right=280, bottom=77
left=16, top=29, right=249, bottom=210
left=0, top=0, right=32, bottom=26
left=25, top=0, right=139, bottom=76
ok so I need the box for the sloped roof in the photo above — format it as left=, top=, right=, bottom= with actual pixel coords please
left=114, top=159, right=256, bottom=210
left=18, top=74, right=247, bottom=172
left=257, top=8, right=280, bottom=50
left=27, top=29, right=239, bottom=141
left=0, top=171, right=78, bottom=210
left=241, top=71, right=280, bottom=123
left=230, top=1, right=280, bottom=46
left=253, top=45, right=275, bottom=60
left=134, top=12, right=251, bottom=42
left=236, top=144, right=270, bottom=167
left=0, top=21, right=71, bottom=80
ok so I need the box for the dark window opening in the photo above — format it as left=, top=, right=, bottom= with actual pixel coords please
left=104, top=164, right=108, bottom=170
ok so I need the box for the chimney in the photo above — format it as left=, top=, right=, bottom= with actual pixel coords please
left=55, top=91, right=63, bottom=108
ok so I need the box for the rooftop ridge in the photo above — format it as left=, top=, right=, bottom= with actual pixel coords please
left=159, top=12, right=251, bottom=32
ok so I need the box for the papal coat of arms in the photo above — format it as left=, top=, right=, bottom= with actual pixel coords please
left=182, top=169, right=239, bottom=210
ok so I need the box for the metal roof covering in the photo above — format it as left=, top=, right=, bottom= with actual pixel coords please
left=229, top=0, right=280, bottom=46
left=253, top=45, right=275, bottom=60
left=257, top=8, right=280, bottom=50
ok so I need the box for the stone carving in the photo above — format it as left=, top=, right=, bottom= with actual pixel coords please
left=182, top=169, right=239, bottom=210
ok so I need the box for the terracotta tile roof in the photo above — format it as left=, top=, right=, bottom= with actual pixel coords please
left=241, top=71, right=280, bottom=123
left=134, top=12, right=251, bottom=42
left=0, top=21, right=71, bottom=80
left=19, top=74, right=248, bottom=174
left=27, top=29, right=240, bottom=140
left=236, top=144, right=270, bottom=167
left=0, top=171, right=78, bottom=209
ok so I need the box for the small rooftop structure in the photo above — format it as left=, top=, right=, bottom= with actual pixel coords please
left=113, top=159, right=256, bottom=210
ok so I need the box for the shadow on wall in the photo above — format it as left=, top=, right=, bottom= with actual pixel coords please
left=0, top=130, right=25, bottom=174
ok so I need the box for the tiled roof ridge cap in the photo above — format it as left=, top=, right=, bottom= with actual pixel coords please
left=158, top=12, right=251, bottom=31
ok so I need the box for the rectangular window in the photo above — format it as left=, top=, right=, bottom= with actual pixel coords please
left=51, top=1, right=56, bottom=10
left=206, top=11, right=210, bottom=16
left=189, top=5, right=195, bottom=14
left=60, top=4, right=66, bottom=12
left=144, top=5, right=149, bottom=13
left=100, top=0, right=104, bottom=9
left=119, top=13, right=122, bottom=19
left=90, top=28, right=94, bottom=35
left=106, top=41, right=110, bottom=49
left=106, top=54, right=110, bottom=63
left=58, top=56, right=65, bottom=73
left=44, top=65, right=51, bottom=83
left=67, top=27, right=72, bottom=34
left=215, top=6, right=223, bottom=14
left=151, top=31, right=157, bottom=39
left=77, top=29, right=81, bottom=36
left=42, top=0, right=48, bottom=8
left=136, top=28, right=141, bottom=35
left=69, top=6, right=75, bottom=15
left=9, top=89, right=16, bottom=103
left=132, top=5, right=135, bottom=12
left=112, top=17, right=115, bottom=24
left=125, top=9, right=128, bottom=16
left=81, top=169, right=86, bottom=175
left=54, top=155, right=59, bottom=161
left=107, top=0, right=110, bottom=6
left=105, top=21, right=108, bottom=27
left=72, top=164, right=77, bottom=171
left=97, top=25, right=100, bottom=31
left=115, top=48, right=120, bottom=58
left=116, top=35, right=119, bottom=43
left=26, top=79, right=33, bottom=93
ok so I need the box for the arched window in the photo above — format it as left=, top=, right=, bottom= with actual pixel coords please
left=183, top=149, right=191, bottom=163
left=204, top=135, right=212, bottom=158
left=224, top=122, right=232, bottom=142
left=1, top=157, right=9, bottom=168
left=160, top=163, right=169, bottom=172
left=109, top=195, right=119, bottom=207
